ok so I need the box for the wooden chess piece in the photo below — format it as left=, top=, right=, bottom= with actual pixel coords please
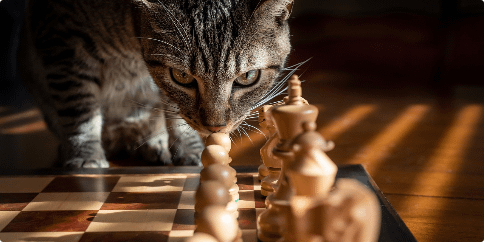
left=258, top=106, right=272, bottom=181
left=320, top=179, right=381, bottom=242
left=201, top=145, right=232, bottom=166
left=195, top=205, right=242, bottom=242
left=200, top=143, right=239, bottom=216
left=289, top=196, right=322, bottom=242
left=259, top=105, right=283, bottom=196
left=205, top=133, right=232, bottom=152
left=257, top=75, right=318, bottom=241
left=200, top=144, right=237, bottom=184
left=287, top=121, right=337, bottom=197
left=200, top=163, right=236, bottom=189
left=195, top=180, right=231, bottom=215
left=200, top=163, right=239, bottom=218
left=185, top=232, right=218, bottom=242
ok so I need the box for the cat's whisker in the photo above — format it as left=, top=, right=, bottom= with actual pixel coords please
left=235, top=127, right=243, bottom=143
left=228, top=134, right=237, bottom=147
left=172, top=126, right=192, bottom=158
left=239, top=126, right=254, bottom=145
left=156, top=0, right=191, bottom=50
left=242, top=121, right=267, bottom=139
left=136, top=37, right=184, bottom=54
left=252, top=59, right=311, bottom=109
left=284, top=58, right=313, bottom=70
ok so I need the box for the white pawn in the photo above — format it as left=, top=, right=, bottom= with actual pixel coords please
left=200, top=163, right=239, bottom=218
left=185, top=232, right=218, bottom=242
left=205, top=133, right=232, bottom=153
left=195, top=180, right=231, bottom=214
left=195, top=206, right=242, bottom=242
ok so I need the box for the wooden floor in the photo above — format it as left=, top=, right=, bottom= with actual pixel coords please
left=2, top=14, right=484, bottom=242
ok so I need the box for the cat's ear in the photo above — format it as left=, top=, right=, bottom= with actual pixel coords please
left=252, top=0, right=295, bottom=22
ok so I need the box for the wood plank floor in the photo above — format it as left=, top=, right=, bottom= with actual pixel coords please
left=2, top=14, right=484, bottom=242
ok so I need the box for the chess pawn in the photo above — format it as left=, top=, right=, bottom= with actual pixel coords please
left=195, top=180, right=231, bottom=215
left=320, top=179, right=381, bottom=242
left=205, top=133, right=232, bottom=153
left=200, top=163, right=239, bottom=218
left=201, top=144, right=236, bottom=183
left=287, top=121, right=337, bottom=198
left=185, top=232, right=218, bottom=242
left=200, top=163, right=236, bottom=189
left=195, top=206, right=242, bottom=242
left=259, top=105, right=282, bottom=196
left=201, top=145, right=232, bottom=166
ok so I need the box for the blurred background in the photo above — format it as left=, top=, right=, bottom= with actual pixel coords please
left=1, top=0, right=484, bottom=241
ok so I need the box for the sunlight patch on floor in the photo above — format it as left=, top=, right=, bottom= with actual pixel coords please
left=348, top=104, right=430, bottom=170
left=399, top=104, right=482, bottom=241
left=318, top=104, right=376, bottom=141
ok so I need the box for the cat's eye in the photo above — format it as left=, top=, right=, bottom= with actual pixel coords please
left=235, top=70, right=260, bottom=86
left=170, top=68, right=195, bottom=86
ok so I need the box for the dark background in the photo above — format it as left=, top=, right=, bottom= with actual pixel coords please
left=2, top=0, right=484, bottom=98
left=1, top=0, right=484, bottom=169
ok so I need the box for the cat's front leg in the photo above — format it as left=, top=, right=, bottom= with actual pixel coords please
left=59, top=109, right=109, bottom=168
left=167, top=117, right=204, bottom=166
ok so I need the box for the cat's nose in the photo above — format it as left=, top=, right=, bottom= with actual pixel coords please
left=207, top=125, right=226, bottom=133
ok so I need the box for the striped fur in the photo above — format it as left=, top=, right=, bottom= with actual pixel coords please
left=18, top=0, right=293, bottom=168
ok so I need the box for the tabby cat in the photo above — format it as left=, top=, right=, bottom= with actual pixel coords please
left=18, top=0, right=294, bottom=168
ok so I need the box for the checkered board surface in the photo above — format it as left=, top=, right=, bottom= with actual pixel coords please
left=0, top=173, right=265, bottom=242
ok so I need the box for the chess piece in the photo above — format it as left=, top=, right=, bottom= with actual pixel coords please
left=200, top=163, right=236, bottom=189
left=200, top=141, right=239, bottom=217
left=287, top=121, right=337, bottom=197
left=258, top=164, right=269, bottom=181
left=321, top=179, right=381, bottom=242
left=288, top=179, right=381, bottom=242
left=201, top=145, right=232, bottom=166
left=259, top=105, right=283, bottom=196
left=289, top=196, right=322, bottom=242
left=185, top=232, right=219, bottom=242
left=200, top=144, right=237, bottom=183
left=200, top=163, right=239, bottom=218
left=195, top=180, right=231, bottom=215
left=205, top=133, right=232, bottom=153
left=258, top=75, right=318, bottom=241
left=195, top=206, right=242, bottom=242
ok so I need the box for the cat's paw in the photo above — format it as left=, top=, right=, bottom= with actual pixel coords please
left=65, top=158, right=110, bottom=168
left=138, top=140, right=173, bottom=165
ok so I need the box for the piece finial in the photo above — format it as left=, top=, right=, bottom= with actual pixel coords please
left=285, top=75, right=305, bottom=105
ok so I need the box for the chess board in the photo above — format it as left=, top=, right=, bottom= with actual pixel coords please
left=0, top=165, right=416, bottom=242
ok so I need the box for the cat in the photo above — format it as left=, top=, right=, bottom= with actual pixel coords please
left=17, top=0, right=295, bottom=168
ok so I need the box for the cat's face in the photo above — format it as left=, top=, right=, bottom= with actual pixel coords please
left=136, top=0, right=293, bottom=136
